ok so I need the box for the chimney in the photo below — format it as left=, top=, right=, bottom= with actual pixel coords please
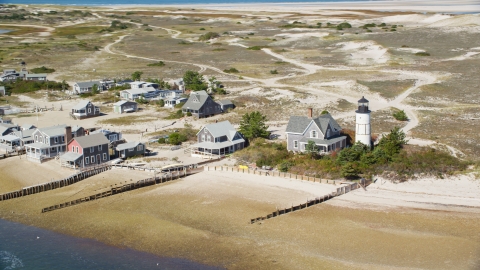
left=307, top=108, right=313, bottom=118
left=65, top=126, right=72, bottom=146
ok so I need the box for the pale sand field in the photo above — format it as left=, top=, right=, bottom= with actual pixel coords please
left=1, top=162, right=479, bottom=269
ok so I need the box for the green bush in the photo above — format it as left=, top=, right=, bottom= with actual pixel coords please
left=158, top=138, right=166, bottom=144
left=198, top=32, right=219, bottom=41
left=147, top=61, right=165, bottom=67
left=223, top=67, right=239, bottom=73
left=247, top=46, right=264, bottom=50
left=393, top=110, right=408, bottom=121
left=415, top=52, right=431, bottom=56
left=186, top=111, right=192, bottom=116
left=270, top=69, right=278, bottom=74
left=169, top=132, right=187, bottom=145
left=30, top=66, right=55, bottom=73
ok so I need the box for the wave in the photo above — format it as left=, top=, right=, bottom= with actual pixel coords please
left=0, top=251, right=24, bottom=270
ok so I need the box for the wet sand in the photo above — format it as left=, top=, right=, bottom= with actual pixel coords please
left=1, top=163, right=479, bottom=269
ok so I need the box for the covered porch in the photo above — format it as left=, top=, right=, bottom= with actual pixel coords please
left=190, top=141, right=244, bottom=158
left=25, top=143, right=65, bottom=161
left=60, top=152, right=83, bottom=169
left=300, top=136, right=347, bottom=154
left=0, top=135, right=20, bottom=149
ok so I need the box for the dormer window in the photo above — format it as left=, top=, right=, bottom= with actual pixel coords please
left=311, top=130, right=317, bottom=138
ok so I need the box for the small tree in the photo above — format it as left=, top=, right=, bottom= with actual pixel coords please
left=91, top=84, right=99, bottom=95
left=131, top=71, right=143, bottom=81
left=157, top=99, right=165, bottom=107
left=393, top=110, right=408, bottom=121
left=377, top=127, right=408, bottom=158
left=305, top=140, right=318, bottom=159
left=183, top=70, right=207, bottom=91
left=239, top=111, right=269, bottom=140
left=341, top=162, right=360, bottom=179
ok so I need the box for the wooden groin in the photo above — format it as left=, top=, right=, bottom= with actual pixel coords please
left=41, top=167, right=203, bottom=213
left=0, top=165, right=112, bottom=202
left=249, top=182, right=359, bottom=224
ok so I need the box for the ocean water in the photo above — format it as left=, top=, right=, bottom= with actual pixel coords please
left=0, top=218, right=221, bottom=270
left=4, top=0, right=381, bottom=6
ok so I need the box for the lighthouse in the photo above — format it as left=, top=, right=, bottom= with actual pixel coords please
left=355, top=96, right=371, bottom=148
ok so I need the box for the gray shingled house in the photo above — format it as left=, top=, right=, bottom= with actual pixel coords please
left=115, top=141, right=145, bottom=159
left=71, top=100, right=100, bottom=119
left=285, top=109, right=347, bottom=154
left=189, top=120, right=245, bottom=158
left=217, top=99, right=234, bottom=112
left=181, top=91, right=222, bottom=118
left=60, top=133, right=110, bottom=168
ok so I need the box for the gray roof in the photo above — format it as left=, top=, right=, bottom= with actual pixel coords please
left=285, top=113, right=342, bottom=135
left=14, top=129, right=35, bottom=139
left=299, top=136, right=346, bottom=146
left=73, top=133, right=109, bottom=148
left=116, top=141, right=143, bottom=151
left=72, top=100, right=92, bottom=110
left=201, top=121, right=243, bottom=142
left=75, top=81, right=101, bottom=88
left=217, top=99, right=233, bottom=106
left=182, top=91, right=210, bottom=111
left=113, top=100, right=137, bottom=106
left=38, top=124, right=67, bottom=137
left=26, top=73, right=47, bottom=78
left=90, top=129, right=118, bottom=136
left=60, top=152, right=83, bottom=162
left=21, top=124, right=35, bottom=130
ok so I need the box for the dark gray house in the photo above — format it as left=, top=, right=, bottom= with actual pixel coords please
left=26, top=125, right=85, bottom=162
left=90, top=129, right=122, bottom=143
left=60, top=133, right=110, bottom=168
left=189, top=120, right=245, bottom=158
left=115, top=141, right=145, bottom=159
left=113, top=100, right=137, bottom=114
left=71, top=100, right=100, bottom=119
left=181, top=91, right=222, bottom=118
left=217, top=99, right=234, bottom=112
left=285, top=108, right=347, bottom=154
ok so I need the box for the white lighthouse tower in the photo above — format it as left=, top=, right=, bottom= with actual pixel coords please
left=355, top=96, right=371, bottom=148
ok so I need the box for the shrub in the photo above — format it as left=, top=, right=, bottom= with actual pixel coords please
left=223, top=67, right=239, bottom=73
left=247, top=46, right=264, bottom=50
left=145, top=28, right=153, bottom=31
left=158, top=138, right=166, bottom=144
left=393, top=110, right=408, bottom=121
left=199, top=27, right=205, bottom=30
left=415, top=52, right=431, bottom=56
left=156, top=99, right=165, bottom=107
left=198, top=32, right=219, bottom=41
left=169, top=132, right=188, bottom=145
left=30, top=66, right=55, bottom=73
left=336, top=22, right=351, bottom=30
left=186, top=111, right=192, bottom=116
left=270, top=69, right=278, bottom=74
left=147, top=61, right=165, bottom=67
left=165, top=109, right=184, bottom=119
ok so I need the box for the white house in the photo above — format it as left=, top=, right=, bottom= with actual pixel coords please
left=164, top=97, right=187, bottom=108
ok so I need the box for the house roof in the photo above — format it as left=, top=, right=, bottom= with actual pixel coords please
left=73, top=133, right=109, bottom=148
left=201, top=121, right=244, bottom=142
left=182, top=91, right=210, bottom=111
left=60, top=152, right=83, bottom=162
left=25, top=142, right=51, bottom=149
left=14, top=129, right=35, bottom=139
left=90, top=129, right=118, bottom=136
left=299, top=136, right=346, bottom=146
left=75, top=81, right=101, bottom=88
left=21, top=124, right=35, bottom=130
left=285, top=113, right=342, bottom=135
left=72, top=100, right=92, bottom=110
left=217, top=99, right=233, bottom=106
left=0, top=134, right=20, bottom=141
left=116, top=141, right=143, bottom=151
left=113, top=100, right=137, bottom=106
left=38, top=124, right=67, bottom=137
left=26, top=73, right=47, bottom=78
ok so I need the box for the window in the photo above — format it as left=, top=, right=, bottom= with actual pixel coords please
left=98, top=145, right=102, bottom=151
left=90, top=147, right=94, bottom=153
left=91, top=156, right=95, bottom=163
left=128, top=148, right=134, bottom=152
left=103, top=153, right=107, bottom=160
left=88, top=108, right=91, bottom=113
left=85, top=157, right=89, bottom=164
left=138, top=145, right=143, bottom=151
left=201, top=135, right=205, bottom=142
left=54, top=137, right=58, bottom=143
left=35, top=135, right=38, bottom=142
left=51, top=147, right=55, bottom=151
left=207, top=136, right=211, bottom=142
left=62, top=136, right=65, bottom=142
left=293, top=140, right=298, bottom=148
left=311, top=130, right=317, bottom=138
left=76, top=146, right=79, bottom=153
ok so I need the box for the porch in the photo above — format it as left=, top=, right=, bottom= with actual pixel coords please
left=190, top=141, right=244, bottom=158
left=25, top=143, right=65, bottom=161
left=59, top=152, right=83, bottom=169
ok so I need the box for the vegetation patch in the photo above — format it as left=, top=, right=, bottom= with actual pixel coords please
left=30, top=66, right=55, bottom=73
left=54, top=25, right=104, bottom=36
left=98, top=115, right=157, bottom=125
left=147, top=61, right=165, bottom=67
left=198, top=32, right=219, bottom=41
left=223, top=67, right=239, bottom=73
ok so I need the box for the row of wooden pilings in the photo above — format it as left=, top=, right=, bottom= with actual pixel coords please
left=41, top=167, right=203, bottom=213
left=0, top=165, right=112, bottom=202
left=250, top=182, right=360, bottom=224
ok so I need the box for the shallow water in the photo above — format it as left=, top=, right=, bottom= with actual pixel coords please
left=0, top=218, right=220, bottom=270
left=0, top=30, right=12, bottom=35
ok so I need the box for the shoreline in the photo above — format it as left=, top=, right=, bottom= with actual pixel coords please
left=11, top=1, right=480, bottom=13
